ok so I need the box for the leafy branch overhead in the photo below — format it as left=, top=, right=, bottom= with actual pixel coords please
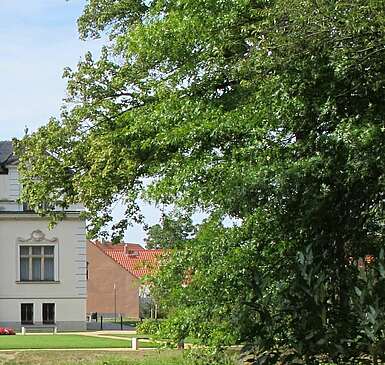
left=15, top=0, right=385, bottom=362
left=144, top=211, right=197, bottom=249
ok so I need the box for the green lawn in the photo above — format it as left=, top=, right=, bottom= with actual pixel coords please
left=104, top=318, right=142, bottom=327
left=106, top=334, right=150, bottom=339
left=136, top=341, right=161, bottom=349
left=0, top=335, right=134, bottom=350
left=0, top=334, right=162, bottom=351
left=107, top=334, right=201, bottom=345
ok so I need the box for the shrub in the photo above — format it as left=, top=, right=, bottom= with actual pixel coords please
left=184, top=348, right=237, bottom=365
left=0, top=327, right=15, bottom=335
left=137, top=319, right=162, bottom=336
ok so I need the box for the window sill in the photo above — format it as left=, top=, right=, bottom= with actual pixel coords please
left=16, top=281, right=60, bottom=284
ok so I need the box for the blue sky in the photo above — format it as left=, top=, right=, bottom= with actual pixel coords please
left=1, top=0, right=161, bottom=243
left=1, top=1, right=92, bottom=138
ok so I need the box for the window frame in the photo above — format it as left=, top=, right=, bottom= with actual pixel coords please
left=16, top=230, right=60, bottom=283
left=19, top=245, right=55, bottom=281
left=42, top=303, right=56, bottom=325
left=21, top=303, right=34, bottom=325
left=17, top=243, right=59, bottom=283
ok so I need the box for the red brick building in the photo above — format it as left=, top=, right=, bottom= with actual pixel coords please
left=87, top=241, right=162, bottom=318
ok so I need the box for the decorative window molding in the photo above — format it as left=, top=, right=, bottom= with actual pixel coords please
left=17, top=230, right=58, bottom=245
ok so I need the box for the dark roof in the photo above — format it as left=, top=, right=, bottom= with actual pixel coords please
left=0, top=141, right=18, bottom=166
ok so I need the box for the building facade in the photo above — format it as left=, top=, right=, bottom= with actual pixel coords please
left=0, top=141, right=87, bottom=331
left=87, top=241, right=162, bottom=319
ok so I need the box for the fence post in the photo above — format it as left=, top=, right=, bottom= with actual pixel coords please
left=178, top=339, right=185, bottom=350
left=132, top=337, right=138, bottom=350
left=100, top=316, right=103, bottom=331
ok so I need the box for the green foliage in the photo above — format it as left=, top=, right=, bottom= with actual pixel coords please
left=184, top=348, right=237, bottom=365
left=136, top=319, right=162, bottom=337
left=144, top=210, right=197, bottom=249
left=14, top=0, right=385, bottom=362
left=351, top=251, right=385, bottom=363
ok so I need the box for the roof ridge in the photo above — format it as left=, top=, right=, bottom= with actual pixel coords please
left=93, top=240, right=145, bottom=250
left=91, top=241, right=141, bottom=278
left=0, top=141, right=17, bottom=166
left=89, top=240, right=163, bottom=278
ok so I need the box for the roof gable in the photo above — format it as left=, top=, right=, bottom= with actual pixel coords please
left=0, top=141, right=18, bottom=166
left=91, top=241, right=163, bottom=278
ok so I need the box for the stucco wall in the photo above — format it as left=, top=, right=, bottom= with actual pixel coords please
left=0, top=167, right=82, bottom=212
left=0, top=215, right=87, bottom=330
left=0, top=166, right=22, bottom=211
left=87, top=242, right=140, bottom=318
left=0, top=298, right=85, bottom=331
left=0, top=175, right=8, bottom=200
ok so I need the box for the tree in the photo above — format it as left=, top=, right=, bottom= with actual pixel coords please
left=15, top=0, right=385, bottom=362
left=144, top=211, right=197, bottom=249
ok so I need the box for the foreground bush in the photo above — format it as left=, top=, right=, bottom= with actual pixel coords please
left=136, top=319, right=162, bottom=337
left=0, top=327, right=15, bottom=335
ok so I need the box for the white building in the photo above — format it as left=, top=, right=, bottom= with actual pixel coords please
left=0, top=141, right=87, bottom=331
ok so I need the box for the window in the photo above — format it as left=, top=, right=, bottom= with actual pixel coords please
left=21, top=303, right=33, bottom=325
left=42, top=303, right=55, bottom=324
left=20, top=246, right=55, bottom=281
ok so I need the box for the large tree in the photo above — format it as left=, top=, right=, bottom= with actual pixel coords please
left=144, top=210, right=196, bottom=249
left=16, top=0, right=385, bottom=362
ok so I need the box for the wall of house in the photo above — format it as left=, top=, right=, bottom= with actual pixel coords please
left=0, top=167, right=83, bottom=212
left=0, top=174, right=8, bottom=200
left=0, top=214, right=87, bottom=331
left=0, top=166, right=23, bottom=211
left=87, top=242, right=140, bottom=318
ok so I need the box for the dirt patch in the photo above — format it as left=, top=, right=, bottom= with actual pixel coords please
left=0, top=350, right=182, bottom=365
left=0, top=353, right=17, bottom=364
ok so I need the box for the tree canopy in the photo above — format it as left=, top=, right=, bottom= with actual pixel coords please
left=144, top=211, right=196, bottom=249
left=16, top=0, right=385, bottom=362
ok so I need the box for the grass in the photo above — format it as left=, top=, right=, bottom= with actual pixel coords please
left=107, top=334, right=201, bottom=345
left=106, top=334, right=150, bottom=339
left=104, top=318, right=142, bottom=327
left=0, top=335, right=136, bottom=350
left=0, top=350, right=185, bottom=365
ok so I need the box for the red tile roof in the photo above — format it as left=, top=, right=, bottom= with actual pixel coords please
left=92, top=241, right=163, bottom=278
left=93, top=241, right=145, bottom=252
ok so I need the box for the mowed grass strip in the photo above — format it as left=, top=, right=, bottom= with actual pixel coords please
left=107, top=334, right=201, bottom=345
left=0, top=350, right=185, bottom=365
left=100, top=335, right=164, bottom=348
left=106, top=334, right=150, bottom=339
left=0, top=335, right=133, bottom=350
